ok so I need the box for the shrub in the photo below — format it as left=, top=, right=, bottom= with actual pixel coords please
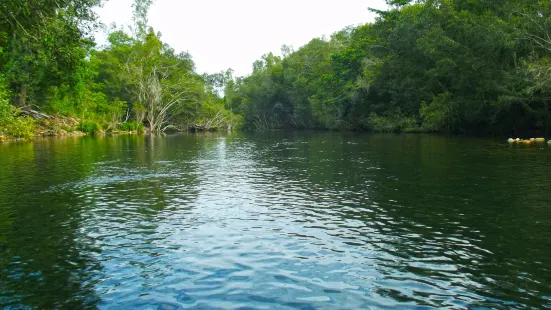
left=100, top=98, right=126, bottom=130
left=228, top=113, right=244, bottom=131
left=1, top=99, right=35, bottom=139
left=78, top=120, right=102, bottom=134
left=367, top=112, right=419, bottom=133
left=133, top=103, right=147, bottom=123
left=0, top=99, right=13, bottom=125
left=4, top=117, right=35, bottom=138
left=0, top=83, right=14, bottom=126
left=119, top=121, right=144, bottom=132
left=420, top=92, right=461, bottom=132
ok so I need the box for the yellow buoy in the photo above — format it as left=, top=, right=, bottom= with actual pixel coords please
left=522, top=140, right=533, bottom=145
left=534, top=138, right=546, bottom=142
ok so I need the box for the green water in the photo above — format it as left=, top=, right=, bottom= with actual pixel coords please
left=0, top=133, right=550, bottom=309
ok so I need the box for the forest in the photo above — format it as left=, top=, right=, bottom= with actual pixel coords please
left=0, top=0, right=239, bottom=139
left=1, top=0, right=551, bottom=138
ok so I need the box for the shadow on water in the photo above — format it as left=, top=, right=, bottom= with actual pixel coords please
left=0, top=135, right=204, bottom=308
left=0, top=137, right=104, bottom=308
left=244, top=132, right=551, bottom=308
left=0, top=132, right=550, bottom=309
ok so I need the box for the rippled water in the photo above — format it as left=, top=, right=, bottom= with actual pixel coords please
left=1, top=132, right=551, bottom=309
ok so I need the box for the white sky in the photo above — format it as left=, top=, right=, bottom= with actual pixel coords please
left=96, top=0, right=388, bottom=77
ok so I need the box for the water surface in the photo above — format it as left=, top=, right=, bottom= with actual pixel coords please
left=0, top=133, right=550, bottom=309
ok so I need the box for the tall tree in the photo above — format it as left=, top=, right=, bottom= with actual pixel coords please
left=0, top=0, right=101, bottom=107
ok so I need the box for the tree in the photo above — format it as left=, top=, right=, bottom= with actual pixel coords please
left=230, top=0, right=551, bottom=135
left=0, top=0, right=101, bottom=108
left=124, top=30, right=203, bottom=133
left=90, top=0, right=236, bottom=133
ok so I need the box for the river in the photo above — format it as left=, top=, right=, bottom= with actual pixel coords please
left=0, top=132, right=550, bottom=309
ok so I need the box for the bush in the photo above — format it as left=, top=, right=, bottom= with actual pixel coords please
left=228, top=113, right=244, bottom=131
left=100, top=98, right=126, bottom=130
left=420, top=92, right=462, bottom=132
left=0, top=98, right=35, bottom=139
left=0, top=81, right=14, bottom=126
left=78, top=120, right=102, bottom=134
left=119, top=121, right=144, bottom=132
left=367, top=112, right=419, bottom=133
left=4, top=117, right=35, bottom=138
left=0, top=99, right=13, bottom=125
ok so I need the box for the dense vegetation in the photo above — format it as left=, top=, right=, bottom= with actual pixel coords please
left=228, top=0, right=551, bottom=135
left=2, top=0, right=551, bottom=138
left=0, top=0, right=238, bottom=138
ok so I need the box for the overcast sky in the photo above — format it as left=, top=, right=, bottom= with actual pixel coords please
left=96, top=0, right=388, bottom=77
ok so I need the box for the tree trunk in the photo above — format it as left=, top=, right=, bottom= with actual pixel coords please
left=18, top=84, right=26, bottom=107
left=148, top=117, right=155, bottom=134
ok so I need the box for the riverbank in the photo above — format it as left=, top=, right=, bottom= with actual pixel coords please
left=2, top=112, right=548, bottom=143
left=0, top=113, right=144, bottom=142
left=0, top=130, right=143, bottom=142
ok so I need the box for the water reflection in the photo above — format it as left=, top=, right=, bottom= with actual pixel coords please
left=0, top=137, right=103, bottom=308
left=0, top=133, right=550, bottom=309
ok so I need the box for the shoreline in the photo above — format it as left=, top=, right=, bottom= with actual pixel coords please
left=0, top=130, right=143, bottom=143
left=2, top=128, right=549, bottom=144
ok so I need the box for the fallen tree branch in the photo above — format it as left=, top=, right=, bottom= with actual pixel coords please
left=19, top=108, right=53, bottom=119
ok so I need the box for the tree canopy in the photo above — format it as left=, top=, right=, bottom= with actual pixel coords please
left=1, top=0, right=551, bottom=138
left=228, top=0, right=551, bottom=135
left=0, top=0, right=238, bottom=137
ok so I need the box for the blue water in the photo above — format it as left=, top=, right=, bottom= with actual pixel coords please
left=1, top=133, right=550, bottom=309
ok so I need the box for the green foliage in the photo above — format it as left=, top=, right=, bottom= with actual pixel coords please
left=99, top=98, right=125, bottom=130
left=0, top=99, right=13, bottom=125
left=78, top=120, right=102, bottom=134
left=89, top=5, right=235, bottom=133
left=228, top=0, right=551, bottom=135
left=0, top=79, right=14, bottom=125
left=1, top=85, right=35, bottom=137
left=228, top=113, right=244, bottom=130
left=5, top=0, right=551, bottom=136
left=420, top=93, right=462, bottom=133
left=119, top=121, right=144, bottom=132
left=3, top=116, right=35, bottom=139
left=1, top=83, right=45, bottom=138
left=367, top=112, right=418, bottom=133
left=0, top=0, right=101, bottom=108
left=1, top=0, right=235, bottom=136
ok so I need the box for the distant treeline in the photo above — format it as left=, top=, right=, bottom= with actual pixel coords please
left=226, top=0, right=551, bottom=135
